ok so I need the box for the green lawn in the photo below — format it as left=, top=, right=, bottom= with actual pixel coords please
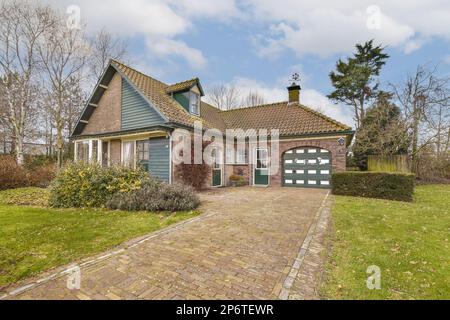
left=0, top=203, right=199, bottom=288
left=322, top=185, right=450, bottom=300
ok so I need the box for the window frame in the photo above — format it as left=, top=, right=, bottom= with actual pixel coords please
left=189, top=91, right=200, bottom=116
left=255, top=148, right=269, bottom=169
left=121, top=140, right=136, bottom=168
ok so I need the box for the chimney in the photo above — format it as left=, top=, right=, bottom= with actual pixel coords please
left=287, top=73, right=301, bottom=104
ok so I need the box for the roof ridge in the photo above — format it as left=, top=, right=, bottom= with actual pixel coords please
left=110, top=59, right=169, bottom=87
left=220, top=101, right=288, bottom=113
left=167, top=77, right=199, bottom=87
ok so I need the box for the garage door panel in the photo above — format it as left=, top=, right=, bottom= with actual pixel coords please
left=283, top=147, right=332, bottom=189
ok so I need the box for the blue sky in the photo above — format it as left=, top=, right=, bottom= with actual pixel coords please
left=47, top=0, right=450, bottom=127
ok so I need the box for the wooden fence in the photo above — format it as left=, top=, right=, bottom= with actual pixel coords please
left=368, top=155, right=411, bottom=173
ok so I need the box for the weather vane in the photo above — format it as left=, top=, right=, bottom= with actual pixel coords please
left=290, top=73, right=300, bottom=85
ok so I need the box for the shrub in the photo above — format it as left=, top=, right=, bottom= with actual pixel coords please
left=229, top=175, right=246, bottom=187
left=0, top=156, right=28, bottom=190
left=332, top=171, right=415, bottom=202
left=414, top=152, right=450, bottom=184
left=106, top=181, right=200, bottom=212
left=0, top=187, right=49, bottom=207
left=0, top=155, right=57, bottom=190
left=49, top=163, right=150, bottom=208
left=28, top=163, right=56, bottom=188
left=176, top=140, right=211, bottom=190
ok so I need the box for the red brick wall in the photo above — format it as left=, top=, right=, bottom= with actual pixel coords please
left=171, top=135, right=347, bottom=188
left=82, top=72, right=122, bottom=135
left=269, top=137, right=347, bottom=186
left=228, top=137, right=347, bottom=187
left=109, top=139, right=121, bottom=165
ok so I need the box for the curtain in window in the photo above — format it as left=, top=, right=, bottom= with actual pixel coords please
left=123, top=141, right=135, bottom=167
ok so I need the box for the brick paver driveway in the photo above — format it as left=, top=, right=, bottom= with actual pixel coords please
left=7, top=187, right=329, bottom=300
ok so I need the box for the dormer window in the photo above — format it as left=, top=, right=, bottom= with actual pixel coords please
left=190, top=91, right=200, bottom=115
left=167, top=78, right=204, bottom=117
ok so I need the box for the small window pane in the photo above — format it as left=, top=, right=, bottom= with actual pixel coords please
left=76, top=141, right=89, bottom=164
left=190, top=92, right=200, bottom=115
left=123, top=141, right=135, bottom=167
left=236, top=149, right=247, bottom=164
left=256, top=149, right=268, bottom=169
left=92, top=140, right=98, bottom=163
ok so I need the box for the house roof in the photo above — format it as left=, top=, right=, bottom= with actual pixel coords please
left=73, top=60, right=353, bottom=138
left=219, top=102, right=352, bottom=137
left=165, top=78, right=205, bottom=96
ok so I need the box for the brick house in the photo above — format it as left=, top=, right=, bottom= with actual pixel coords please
left=71, top=60, right=354, bottom=189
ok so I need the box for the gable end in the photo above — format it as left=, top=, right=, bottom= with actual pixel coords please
left=121, top=78, right=165, bottom=130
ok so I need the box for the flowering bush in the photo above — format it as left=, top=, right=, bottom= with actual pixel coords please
left=49, top=163, right=150, bottom=208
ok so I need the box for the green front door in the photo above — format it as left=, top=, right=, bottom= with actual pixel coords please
left=212, top=148, right=222, bottom=187
left=254, top=148, right=269, bottom=186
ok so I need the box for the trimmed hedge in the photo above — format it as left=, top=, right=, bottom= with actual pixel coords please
left=332, top=171, right=415, bottom=202
left=49, top=163, right=150, bottom=208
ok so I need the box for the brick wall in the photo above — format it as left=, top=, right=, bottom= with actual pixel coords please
left=171, top=135, right=347, bottom=188
left=109, top=139, right=121, bottom=165
left=269, top=137, right=347, bottom=187
left=240, top=136, right=347, bottom=187
left=82, top=72, right=122, bottom=135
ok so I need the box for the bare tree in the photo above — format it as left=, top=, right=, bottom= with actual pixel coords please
left=241, top=90, right=266, bottom=107
left=87, top=28, right=128, bottom=86
left=392, top=65, right=450, bottom=171
left=0, top=0, right=54, bottom=164
left=206, top=84, right=241, bottom=110
left=38, top=9, right=88, bottom=168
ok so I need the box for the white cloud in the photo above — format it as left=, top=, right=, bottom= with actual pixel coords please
left=245, top=0, right=450, bottom=57
left=44, top=0, right=240, bottom=69
left=146, top=38, right=207, bottom=69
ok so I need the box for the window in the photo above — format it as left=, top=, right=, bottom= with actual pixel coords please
left=256, top=148, right=268, bottom=169
left=101, top=141, right=109, bottom=167
left=137, top=140, right=150, bottom=171
left=76, top=141, right=89, bottom=163
left=190, top=92, right=200, bottom=115
left=226, top=147, right=234, bottom=164
left=211, top=148, right=221, bottom=169
left=236, top=148, right=247, bottom=164
left=92, top=140, right=98, bottom=163
left=122, top=141, right=135, bottom=167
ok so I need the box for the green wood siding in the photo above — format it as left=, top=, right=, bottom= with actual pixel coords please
left=173, top=92, right=190, bottom=112
left=149, top=137, right=170, bottom=183
left=121, top=79, right=165, bottom=130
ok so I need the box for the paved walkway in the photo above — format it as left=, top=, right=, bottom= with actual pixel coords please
left=5, top=187, right=329, bottom=300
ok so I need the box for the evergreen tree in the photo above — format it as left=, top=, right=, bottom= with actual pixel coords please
left=353, top=92, right=409, bottom=170
left=328, top=40, right=389, bottom=129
